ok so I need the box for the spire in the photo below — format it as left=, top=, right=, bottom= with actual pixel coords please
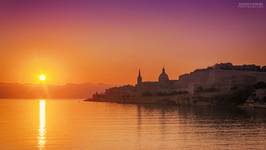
left=137, top=68, right=142, bottom=85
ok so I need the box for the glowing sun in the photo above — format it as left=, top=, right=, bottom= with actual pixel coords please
left=39, top=74, right=46, bottom=81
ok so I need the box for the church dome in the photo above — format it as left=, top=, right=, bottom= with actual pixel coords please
left=159, top=68, right=169, bottom=83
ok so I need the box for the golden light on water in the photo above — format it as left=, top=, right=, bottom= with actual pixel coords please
left=38, top=100, right=46, bottom=149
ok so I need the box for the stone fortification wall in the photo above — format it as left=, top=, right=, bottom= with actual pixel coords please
left=178, top=69, right=266, bottom=91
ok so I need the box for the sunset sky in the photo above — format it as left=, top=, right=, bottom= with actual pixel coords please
left=0, top=0, right=265, bottom=84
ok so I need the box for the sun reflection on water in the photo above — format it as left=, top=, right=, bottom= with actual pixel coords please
left=38, top=99, right=46, bottom=149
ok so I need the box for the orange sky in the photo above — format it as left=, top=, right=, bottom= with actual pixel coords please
left=0, top=1, right=265, bottom=84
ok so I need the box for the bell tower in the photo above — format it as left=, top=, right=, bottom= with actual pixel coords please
left=137, top=69, right=142, bottom=86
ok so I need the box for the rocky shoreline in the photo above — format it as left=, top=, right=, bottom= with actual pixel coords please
left=85, top=88, right=265, bottom=108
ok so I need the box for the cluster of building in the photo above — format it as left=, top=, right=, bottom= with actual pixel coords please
left=92, top=63, right=266, bottom=101
left=212, top=63, right=266, bottom=72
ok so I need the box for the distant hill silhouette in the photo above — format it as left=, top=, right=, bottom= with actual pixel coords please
left=0, top=82, right=112, bottom=99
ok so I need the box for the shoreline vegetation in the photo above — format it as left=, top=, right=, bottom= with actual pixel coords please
left=86, top=63, right=266, bottom=109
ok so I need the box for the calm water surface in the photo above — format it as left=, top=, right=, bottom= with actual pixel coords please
left=0, top=99, right=266, bottom=150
